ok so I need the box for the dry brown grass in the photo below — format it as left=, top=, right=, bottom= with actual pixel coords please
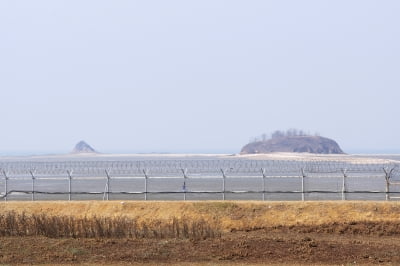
left=0, top=211, right=219, bottom=239
left=2, top=201, right=400, bottom=232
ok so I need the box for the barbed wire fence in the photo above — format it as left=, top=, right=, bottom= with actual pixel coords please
left=0, top=159, right=399, bottom=201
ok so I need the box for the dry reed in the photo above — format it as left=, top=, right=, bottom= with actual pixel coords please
left=3, top=201, right=400, bottom=233
left=0, top=211, right=220, bottom=239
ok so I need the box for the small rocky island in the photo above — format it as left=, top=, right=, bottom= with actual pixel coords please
left=241, top=130, right=344, bottom=154
left=71, top=141, right=98, bottom=154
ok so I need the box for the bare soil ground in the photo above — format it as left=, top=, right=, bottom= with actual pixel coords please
left=2, top=201, right=400, bottom=265
left=2, top=224, right=400, bottom=265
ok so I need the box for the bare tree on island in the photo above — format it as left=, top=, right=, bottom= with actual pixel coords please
left=261, top=133, right=268, bottom=141
left=271, top=130, right=285, bottom=139
left=251, top=129, right=319, bottom=143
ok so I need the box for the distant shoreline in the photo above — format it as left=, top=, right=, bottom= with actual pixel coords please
left=1, top=152, right=400, bottom=165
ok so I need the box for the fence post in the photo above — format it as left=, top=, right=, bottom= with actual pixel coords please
left=341, top=169, right=347, bottom=201
left=261, top=168, right=266, bottom=201
left=181, top=168, right=188, bottom=201
left=3, top=170, right=8, bottom=202
left=301, top=168, right=305, bottom=201
left=67, top=170, right=73, bottom=201
left=29, top=170, right=35, bottom=201
left=383, top=167, right=393, bottom=201
left=143, top=169, right=148, bottom=201
left=105, top=169, right=111, bottom=201
left=220, top=169, right=226, bottom=200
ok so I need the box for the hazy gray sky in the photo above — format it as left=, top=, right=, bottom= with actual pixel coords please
left=1, top=1, right=399, bottom=154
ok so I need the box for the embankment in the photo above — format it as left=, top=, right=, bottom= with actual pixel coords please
left=2, top=201, right=400, bottom=231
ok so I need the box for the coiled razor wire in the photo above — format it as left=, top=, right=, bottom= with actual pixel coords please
left=0, top=159, right=399, bottom=201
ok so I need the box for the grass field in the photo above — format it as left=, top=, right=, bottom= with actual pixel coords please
left=2, top=201, right=400, bottom=265
left=2, top=201, right=400, bottom=230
